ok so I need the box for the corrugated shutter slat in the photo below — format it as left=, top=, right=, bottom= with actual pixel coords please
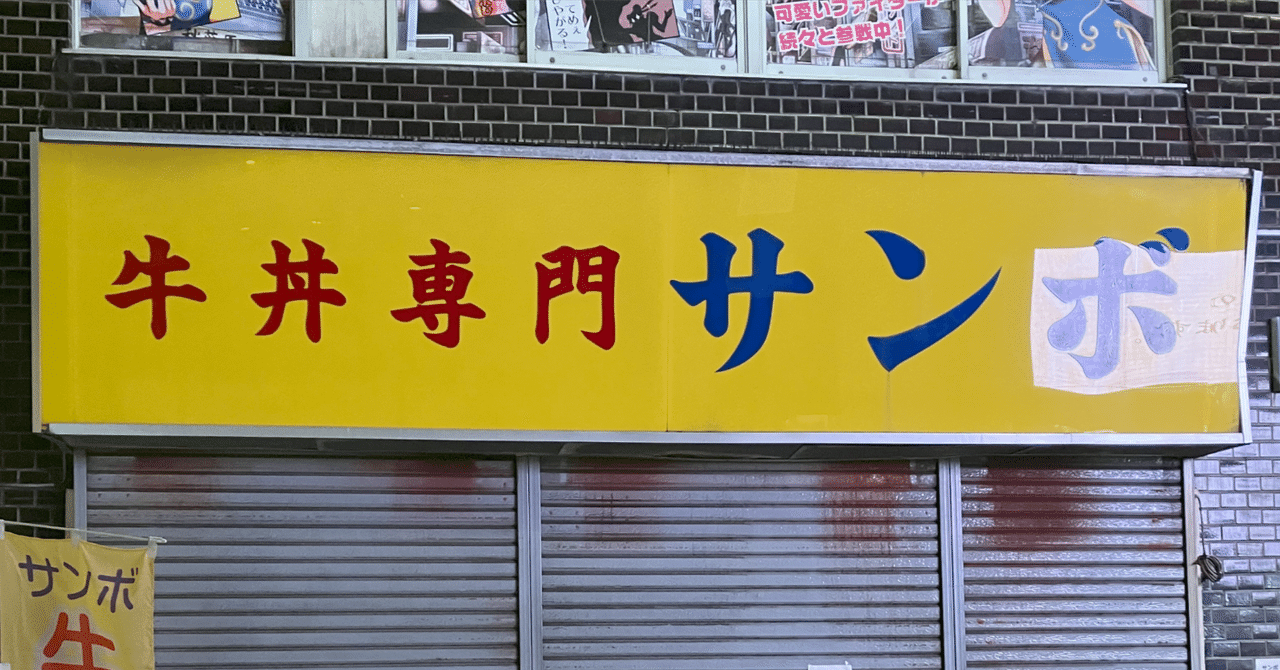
left=86, top=455, right=518, bottom=670
left=540, top=458, right=942, bottom=670
left=961, top=456, right=1188, bottom=670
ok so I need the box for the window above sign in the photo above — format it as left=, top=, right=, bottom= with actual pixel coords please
left=72, top=0, right=1167, bottom=85
left=77, top=0, right=291, bottom=55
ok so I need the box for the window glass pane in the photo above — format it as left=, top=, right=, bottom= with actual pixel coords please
left=535, top=0, right=737, bottom=60
left=398, top=0, right=526, bottom=56
left=767, top=0, right=955, bottom=70
left=79, top=0, right=290, bottom=54
left=967, top=0, right=1156, bottom=70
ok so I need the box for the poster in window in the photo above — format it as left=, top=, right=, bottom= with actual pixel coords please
left=766, top=0, right=955, bottom=70
left=400, top=0, right=527, bottom=56
left=80, top=0, right=289, bottom=53
left=967, top=0, right=1156, bottom=70
left=535, top=0, right=736, bottom=60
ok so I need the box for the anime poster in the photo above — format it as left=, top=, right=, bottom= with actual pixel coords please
left=542, top=0, right=591, bottom=50
left=968, top=0, right=1156, bottom=70
left=587, top=0, right=680, bottom=47
left=768, top=0, right=954, bottom=70
left=400, top=0, right=527, bottom=55
left=535, top=0, right=736, bottom=59
left=80, top=0, right=288, bottom=50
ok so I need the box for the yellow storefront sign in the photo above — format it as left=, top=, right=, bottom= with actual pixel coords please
left=34, top=136, right=1254, bottom=437
left=0, top=531, right=154, bottom=670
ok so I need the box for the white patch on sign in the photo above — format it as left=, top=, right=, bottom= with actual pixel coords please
left=1029, top=241, right=1244, bottom=395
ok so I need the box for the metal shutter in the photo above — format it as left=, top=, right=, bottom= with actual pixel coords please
left=539, top=458, right=942, bottom=670
left=85, top=455, right=518, bottom=670
left=961, top=456, right=1188, bottom=670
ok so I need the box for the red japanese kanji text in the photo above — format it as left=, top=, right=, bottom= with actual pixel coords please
left=42, top=612, right=115, bottom=670
left=252, top=239, right=347, bottom=343
left=390, top=239, right=487, bottom=348
left=535, top=245, right=619, bottom=350
left=105, top=235, right=207, bottom=339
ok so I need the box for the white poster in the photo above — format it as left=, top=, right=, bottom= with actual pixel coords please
left=546, top=0, right=592, bottom=50
left=1030, top=239, right=1244, bottom=395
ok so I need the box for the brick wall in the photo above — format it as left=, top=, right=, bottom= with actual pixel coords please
left=1176, top=0, right=1280, bottom=668
left=3, top=0, right=1280, bottom=661
left=0, top=0, right=68, bottom=537
left=45, top=57, right=1204, bottom=161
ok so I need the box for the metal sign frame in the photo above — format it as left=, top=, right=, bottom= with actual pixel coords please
left=33, top=129, right=1261, bottom=453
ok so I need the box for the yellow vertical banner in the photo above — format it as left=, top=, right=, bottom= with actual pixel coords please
left=0, top=532, right=154, bottom=670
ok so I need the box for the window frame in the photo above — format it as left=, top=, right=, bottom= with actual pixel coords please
left=67, top=0, right=1171, bottom=88
left=525, top=0, right=748, bottom=77
left=960, top=0, right=1168, bottom=87
left=390, top=0, right=522, bottom=64
left=72, top=0, right=297, bottom=56
left=384, top=0, right=1169, bottom=86
left=754, top=0, right=961, bottom=83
